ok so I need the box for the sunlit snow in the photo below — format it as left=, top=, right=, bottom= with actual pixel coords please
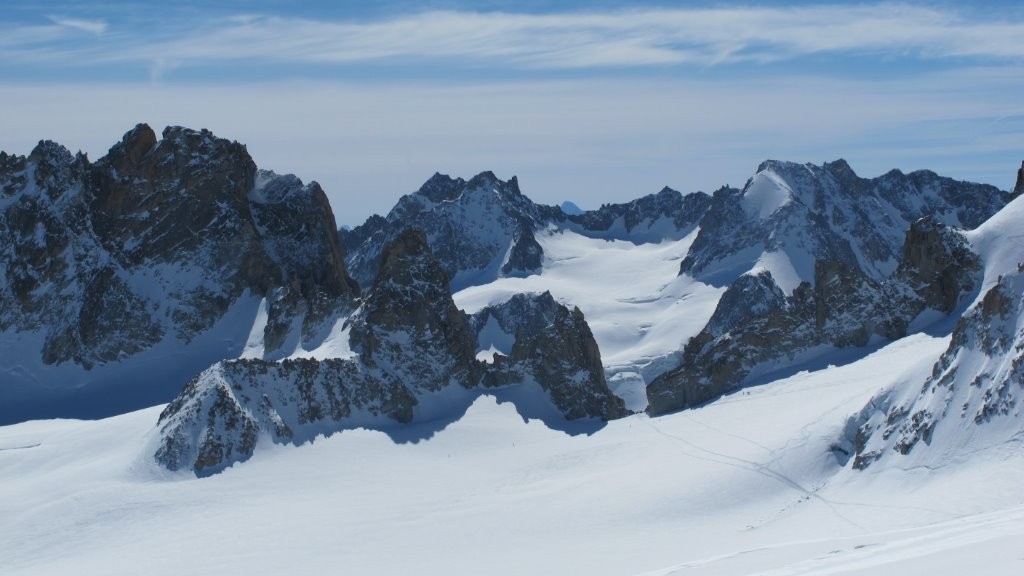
left=2, top=333, right=1021, bottom=575
left=455, top=228, right=725, bottom=395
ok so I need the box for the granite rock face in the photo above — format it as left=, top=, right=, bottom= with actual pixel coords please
left=1014, top=161, right=1024, bottom=197
left=155, top=231, right=628, bottom=475
left=679, top=159, right=1008, bottom=286
left=340, top=172, right=562, bottom=291
left=348, top=229, right=480, bottom=392
left=0, top=124, right=358, bottom=420
left=647, top=218, right=984, bottom=415
left=340, top=174, right=717, bottom=294
left=472, top=292, right=627, bottom=420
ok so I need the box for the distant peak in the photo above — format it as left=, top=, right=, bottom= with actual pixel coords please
left=824, top=158, right=852, bottom=172
left=424, top=171, right=456, bottom=187
left=560, top=200, right=584, bottom=215
left=117, top=123, right=157, bottom=165
left=161, top=125, right=207, bottom=140
left=28, top=139, right=73, bottom=164
left=417, top=172, right=464, bottom=203
left=822, top=158, right=859, bottom=181
left=1014, top=160, right=1024, bottom=197
left=754, top=159, right=797, bottom=175
left=756, top=158, right=861, bottom=182
left=466, top=170, right=499, bottom=189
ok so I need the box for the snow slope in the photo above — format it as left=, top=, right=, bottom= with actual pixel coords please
left=454, top=228, right=724, bottom=410
left=849, top=195, right=1024, bottom=470
left=3, top=333, right=1022, bottom=575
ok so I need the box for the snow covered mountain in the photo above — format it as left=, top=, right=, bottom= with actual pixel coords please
left=155, top=229, right=623, bottom=474
left=3, top=122, right=1021, bottom=483
left=2, top=125, right=1023, bottom=574
left=645, top=160, right=1010, bottom=414
left=0, top=126, right=619, bottom=431
left=1, top=125, right=626, bottom=474
left=679, top=159, right=1008, bottom=290
left=0, top=125, right=357, bottom=423
left=339, top=173, right=712, bottom=291
left=350, top=159, right=1010, bottom=418
left=339, top=171, right=562, bottom=291
left=848, top=193, right=1024, bottom=469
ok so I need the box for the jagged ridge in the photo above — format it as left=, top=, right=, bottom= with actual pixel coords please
left=155, top=229, right=626, bottom=475
left=0, top=124, right=357, bottom=421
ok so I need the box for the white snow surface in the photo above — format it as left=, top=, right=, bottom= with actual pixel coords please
left=454, top=228, right=725, bottom=389
left=968, top=193, right=1024, bottom=292
left=741, top=169, right=793, bottom=219
left=2, top=333, right=1022, bottom=575
left=850, top=194, right=1024, bottom=472
left=750, top=249, right=808, bottom=295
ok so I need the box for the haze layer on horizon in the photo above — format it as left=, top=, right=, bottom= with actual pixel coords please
left=3, top=1, right=1022, bottom=225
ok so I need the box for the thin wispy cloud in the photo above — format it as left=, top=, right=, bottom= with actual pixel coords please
left=2, top=3, right=1021, bottom=223
left=47, top=16, right=108, bottom=36
left=3, top=5, right=1023, bottom=73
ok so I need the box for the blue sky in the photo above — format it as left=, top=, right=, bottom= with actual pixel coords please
left=3, top=1, right=1023, bottom=224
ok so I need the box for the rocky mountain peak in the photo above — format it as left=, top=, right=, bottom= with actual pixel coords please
left=680, top=158, right=1006, bottom=288
left=466, top=169, right=499, bottom=189
left=154, top=231, right=626, bottom=475
left=652, top=222, right=991, bottom=417
left=349, top=227, right=479, bottom=390
left=28, top=139, right=74, bottom=165
left=341, top=171, right=555, bottom=291
left=417, top=172, right=465, bottom=203
left=1015, top=160, right=1023, bottom=197
left=821, top=158, right=858, bottom=181
left=25, top=140, right=86, bottom=199
left=564, top=185, right=711, bottom=243
left=0, top=124, right=361, bottom=422
left=111, top=123, right=157, bottom=166
left=378, top=227, right=443, bottom=280
left=897, top=216, right=980, bottom=313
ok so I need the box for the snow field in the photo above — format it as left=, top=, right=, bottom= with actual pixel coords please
left=456, top=228, right=724, bottom=408
left=3, top=332, right=1022, bottom=575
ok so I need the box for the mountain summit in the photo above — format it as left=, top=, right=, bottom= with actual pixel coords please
left=0, top=124, right=357, bottom=421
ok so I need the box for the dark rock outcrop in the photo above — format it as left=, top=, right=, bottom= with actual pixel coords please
left=679, top=159, right=1008, bottom=286
left=565, top=186, right=711, bottom=242
left=155, top=231, right=627, bottom=475
left=340, top=171, right=561, bottom=291
left=703, top=270, right=788, bottom=337
left=0, top=124, right=358, bottom=421
left=1014, top=160, right=1024, bottom=198
left=154, top=357, right=420, bottom=475
left=348, top=229, right=480, bottom=391
left=471, top=292, right=627, bottom=419
left=647, top=218, right=983, bottom=415
left=848, top=266, right=1024, bottom=469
